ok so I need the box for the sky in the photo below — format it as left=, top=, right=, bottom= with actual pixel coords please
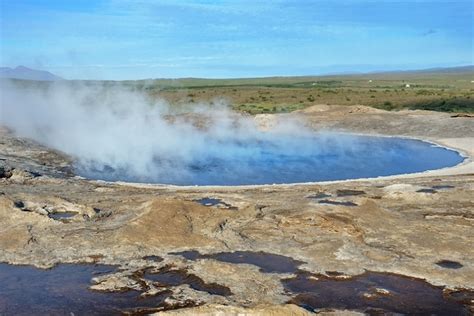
left=0, top=0, right=472, bottom=80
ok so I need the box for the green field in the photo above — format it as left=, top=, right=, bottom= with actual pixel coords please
left=5, top=66, right=474, bottom=114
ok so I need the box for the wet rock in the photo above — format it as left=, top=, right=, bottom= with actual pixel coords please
left=144, top=265, right=232, bottom=296
left=91, top=272, right=144, bottom=292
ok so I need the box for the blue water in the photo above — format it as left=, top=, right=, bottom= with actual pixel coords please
left=79, top=133, right=464, bottom=186
left=0, top=263, right=171, bottom=315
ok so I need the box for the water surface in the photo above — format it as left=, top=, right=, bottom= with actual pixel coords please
left=283, top=270, right=473, bottom=315
left=0, top=263, right=171, bottom=315
left=77, top=134, right=464, bottom=186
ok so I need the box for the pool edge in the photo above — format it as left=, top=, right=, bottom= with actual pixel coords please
left=92, top=134, right=473, bottom=190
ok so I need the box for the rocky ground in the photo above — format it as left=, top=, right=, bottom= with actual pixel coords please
left=1, top=105, right=473, bottom=315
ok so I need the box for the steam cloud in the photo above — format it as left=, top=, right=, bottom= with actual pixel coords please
left=0, top=80, right=462, bottom=185
left=0, top=80, right=318, bottom=184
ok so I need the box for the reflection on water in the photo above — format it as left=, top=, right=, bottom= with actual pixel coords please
left=173, top=250, right=304, bottom=273
left=174, top=250, right=473, bottom=314
left=283, top=270, right=473, bottom=315
left=0, top=263, right=171, bottom=315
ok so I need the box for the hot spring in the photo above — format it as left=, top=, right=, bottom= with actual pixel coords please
left=0, top=81, right=464, bottom=186
left=75, top=133, right=464, bottom=186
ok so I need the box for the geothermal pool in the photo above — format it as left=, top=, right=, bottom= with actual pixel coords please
left=76, top=133, right=464, bottom=186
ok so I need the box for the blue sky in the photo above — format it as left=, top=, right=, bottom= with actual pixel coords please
left=1, top=0, right=472, bottom=79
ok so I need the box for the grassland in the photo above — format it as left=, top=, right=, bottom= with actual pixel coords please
left=6, top=66, right=474, bottom=114
left=140, top=66, right=474, bottom=114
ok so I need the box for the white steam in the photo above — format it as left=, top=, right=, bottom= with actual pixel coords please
left=0, top=80, right=319, bottom=184
left=1, top=80, right=461, bottom=185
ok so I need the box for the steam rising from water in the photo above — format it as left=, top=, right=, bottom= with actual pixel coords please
left=0, top=80, right=463, bottom=185
left=0, top=80, right=312, bottom=181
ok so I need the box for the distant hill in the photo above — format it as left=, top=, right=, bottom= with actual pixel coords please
left=364, top=65, right=474, bottom=76
left=0, top=66, right=63, bottom=81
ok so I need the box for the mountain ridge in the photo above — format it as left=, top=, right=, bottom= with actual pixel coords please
left=0, top=66, right=63, bottom=81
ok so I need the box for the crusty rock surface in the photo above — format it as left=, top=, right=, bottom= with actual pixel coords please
left=0, top=106, right=473, bottom=314
left=154, top=304, right=322, bottom=316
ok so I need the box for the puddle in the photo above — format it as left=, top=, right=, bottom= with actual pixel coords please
left=0, top=263, right=178, bottom=315
left=282, top=271, right=473, bottom=315
left=432, top=185, right=455, bottom=190
left=173, top=251, right=304, bottom=274
left=336, top=190, right=366, bottom=197
left=318, top=199, right=358, bottom=207
left=417, top=188, right=437, bottom=194
left=48, top=211, right=77, bottom=222
left=193, top=198, right=237, bottom=210
left=436, top=260, right=463, bottom=269
left=143, top=266, right=231, bottom=296
left=194, top=197, right=222, bottom=206
left=173, top=250, right=202, bottom=261
left=13, top=201, right=24, bottom=208
left=307, top=193, right=331, bottom=199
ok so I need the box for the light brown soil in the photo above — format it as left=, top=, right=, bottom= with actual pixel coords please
left=1, top=106, right=473, bottom=315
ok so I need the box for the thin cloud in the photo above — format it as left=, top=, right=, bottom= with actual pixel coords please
left=421, top=29, right=437, bottom=36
